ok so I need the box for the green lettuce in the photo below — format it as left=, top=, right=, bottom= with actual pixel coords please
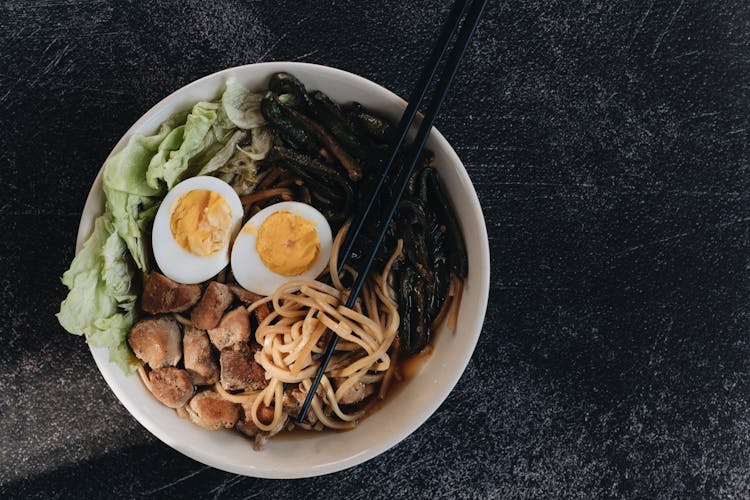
left=57, top=216, right=139, bottom=373
left=101, top=222, right=137, bottom=308
left=202, top=127, right=272, bottom=196
left=103, top=115, right=184, bottom=271
left=146, top=102, right=223, bottom=190
left=222, top=77, right=266, bottom=129
left=59, top=77, right=272, bottom=374
left=144, top=125, right=185, bottom=186
left=198, top=129, right=248, bottom=176
left=103, top=190, right=158, bottom=272
left=102, top=121, right=171, bottom=197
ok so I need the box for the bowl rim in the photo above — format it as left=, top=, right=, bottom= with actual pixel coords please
left=79, top=61, right=490, bottom=478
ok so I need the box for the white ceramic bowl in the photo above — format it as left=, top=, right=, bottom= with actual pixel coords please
left=77, top=62, right=490, bottom=478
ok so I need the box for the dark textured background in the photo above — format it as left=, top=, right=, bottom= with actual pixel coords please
left=2, top=0, right=749, bottom=497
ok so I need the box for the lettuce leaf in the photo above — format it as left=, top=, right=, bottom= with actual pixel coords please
left=101, top=222, right=137, bottom=308
left=218, top=127, right=273, bottom=195
left=102, top=123, right=170, bottom=198
left=57, top=216, right=139, bottom=373
left=103, top=115, right=184, bottom=271
left=102, top=188, right=157, bottom=272
left=106, top=341, right=140, bottom=373
left=197, top=129, right=248, bottom=176
left=222, top=77, right=265, bottom=130
left=146, top=102, right=220, bottom=190
left=87, top=311, right=134, bottom=348
left=144, top=125, right=185, bottom=185
left=212, top=103, right=237, bottom=142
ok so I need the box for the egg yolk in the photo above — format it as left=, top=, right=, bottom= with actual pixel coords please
left=170, top=190, right=232, bottom=256
left=256, top=211, right=320, bottom=276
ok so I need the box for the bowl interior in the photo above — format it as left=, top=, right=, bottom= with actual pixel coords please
left=80, top=62, right=490, bottom=478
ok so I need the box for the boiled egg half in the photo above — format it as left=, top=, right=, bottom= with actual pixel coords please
left=152, top=176, right=243, bottom=284
left=231, top=201, right=332, bottom=296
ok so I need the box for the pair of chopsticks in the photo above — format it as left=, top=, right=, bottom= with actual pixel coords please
left=297, top=0, right=488, bottom=422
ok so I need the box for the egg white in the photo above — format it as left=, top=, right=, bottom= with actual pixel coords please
left=152, top=176, right=244, bottom=284
left=231, top=201, right=333, bottom=296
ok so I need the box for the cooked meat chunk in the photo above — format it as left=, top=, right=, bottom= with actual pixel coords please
left=128, top=317, right=182, bottom=368
left=187, top=390, right=240, bottom=430
left=228, top=285, right=271, bottom=324
left=191, top=282, right=234, bottom=330
left=207, top=307, right=250, bottom=350
left=282, top=386, right=318, bottom=425
left=229, top=285, right=262, bottom=306
left=333, top=378, right=376, bottom=405
left=236, top=403, right=276, bottom=438
left=220, top=343, right=267, bottom=391
left=183, top=326, right=219, bottom=385
left=254, top=302, right=272, bottom=325
left=282, top=387, right=304, bottom=413
left=149, top=367, right=194, bottom=408
left=238, top=403, right=288, bottom=450
left=236, top=419, right=258, bottom=438
left=142, top=272, right=201, bottom=314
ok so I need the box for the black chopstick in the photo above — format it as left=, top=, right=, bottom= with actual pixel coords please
left=297, top=0, right=488, bottom=423
left=336, top=0, right=471, bottom=274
